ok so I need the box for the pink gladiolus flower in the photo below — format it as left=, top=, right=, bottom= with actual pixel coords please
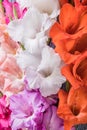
left=0, top=55, right=22, bottom=78
left=0, top=69, right=24, bottom=97
left=1, top=33, right=20, bottom=54
left=0, top=47, right=24, bottom=96
left=0, top=5, right=6, bottom=36
left=2, top=0, right=27, bottom=24
left=0, top=95, right=11, bottom=129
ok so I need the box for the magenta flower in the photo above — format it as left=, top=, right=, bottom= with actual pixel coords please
left=9, top=89, right=49, bottom=130
left=0, top=95, right=11, bottom=129
left=2, top=0, right=27, bottom=24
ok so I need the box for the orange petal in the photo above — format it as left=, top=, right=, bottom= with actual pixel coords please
left=78, top=13, right=87, bottom=29
left=58, top=86, right=87, bottom=130
left=50, top=22, right=63, bottom=38
left=73, top=51, right=87, bottom=85
left=59, top=3, right=79, bottom=33
left=59, top=0, right=68, bottom=7
left=61, top=65, right=83, bottom=88
left=58, top=89, right=77, bottom=130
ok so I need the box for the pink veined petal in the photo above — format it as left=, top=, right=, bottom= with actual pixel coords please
left=2, top=0, right=27, bottom=24
left=13, top=2, right=27, bottom=18
left=0, top=55, right=22, bottom=78
left=3, top=0, right=13, bottom=18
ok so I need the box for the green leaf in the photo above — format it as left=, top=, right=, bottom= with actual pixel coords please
left=0, top=0, right=4, bottom=13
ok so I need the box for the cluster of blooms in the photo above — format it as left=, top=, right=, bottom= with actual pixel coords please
left=50, top=0, right=87, bottom=130
left=0, top=0, right=86, bottom=130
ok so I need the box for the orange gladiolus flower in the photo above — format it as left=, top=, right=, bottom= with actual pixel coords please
left=61, top=51, right=87, bottom=89
left=58, top=86, right=87, bottom=130
left=50, top=3, right=87, bottom=63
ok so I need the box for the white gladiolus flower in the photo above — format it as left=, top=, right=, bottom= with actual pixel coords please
left=17, top=46, right=65, bottom=97
left=7, top=7, right=52, bottom=54
left=16, top=0, right=60, bottom=17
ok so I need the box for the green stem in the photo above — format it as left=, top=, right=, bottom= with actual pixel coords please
left=13, top=5, right=18, bottom=19
left=66, top=81, right=70, bottom=92
left=0, top=0, right=4, bottom=14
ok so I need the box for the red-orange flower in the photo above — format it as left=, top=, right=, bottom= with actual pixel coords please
left=50, top=3, right=87, bottom=63
left=58, top=86, right=87, bottom=130
left=61, top=51, right=87, bottom=89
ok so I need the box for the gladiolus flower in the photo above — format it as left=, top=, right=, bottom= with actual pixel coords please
left=50, top=3, right=87, bottom=63
left=10, top=88, right=72, bottom=130
left=0, top=95, right=11, bottom=129
left=58, top=86, right=87, bottom=130
left=1, top=33, right=19, bottom=54
left=61, top=51, right=87, bottom=89
left=2, top=0, right=27, bottom=24
left=7, top=7, right=53, bottom=54
left=17, top=46, right=65, bottom=97
left=9, top=89, right=49, bottom=130
left=16, top=0, right=60, bottom=17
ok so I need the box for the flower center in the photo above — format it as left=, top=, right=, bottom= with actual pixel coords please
left=70, top=105, right=80, bottom=116
left=70, top=34, right=87, bottom=54
left=22, top=104, right=34, bottom=117
left=76, top=58, right=87, bottom=84
left=39, top=69, right=52, bottom=78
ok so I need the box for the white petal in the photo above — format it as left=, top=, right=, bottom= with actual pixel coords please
left=25, top=66, right=65, bottom=97
left=7, top=7, right=43, bottom=42
left=50, top=9, right=60, bottom=19
left=38, top=46, right=61, bottom=72
left=16, top=0, right=60, bottom=15
left=7, top=7, right=52, bottom=54
left=23, top=33, right=47, bottom=54
left=16, top=50, right=41, bottom=70
left=39, top=68, right=65, bottom=97
left=25, top=68, right=41, bottom=89
left=29, top=0, right=60, bottom=15
left=25, top=46, right=66, bottom=97
left=16, top=0, right=30, bottom=8
left=7, top=19, right=24, bottom=42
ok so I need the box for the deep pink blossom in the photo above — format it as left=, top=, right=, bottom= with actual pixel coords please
left=0, top=95, right=11, bottom=129
left=2, top=0, right=27, bottom=24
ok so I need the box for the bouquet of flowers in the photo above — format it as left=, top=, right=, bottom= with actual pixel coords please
left=0, top=0, right=87, bottom=130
